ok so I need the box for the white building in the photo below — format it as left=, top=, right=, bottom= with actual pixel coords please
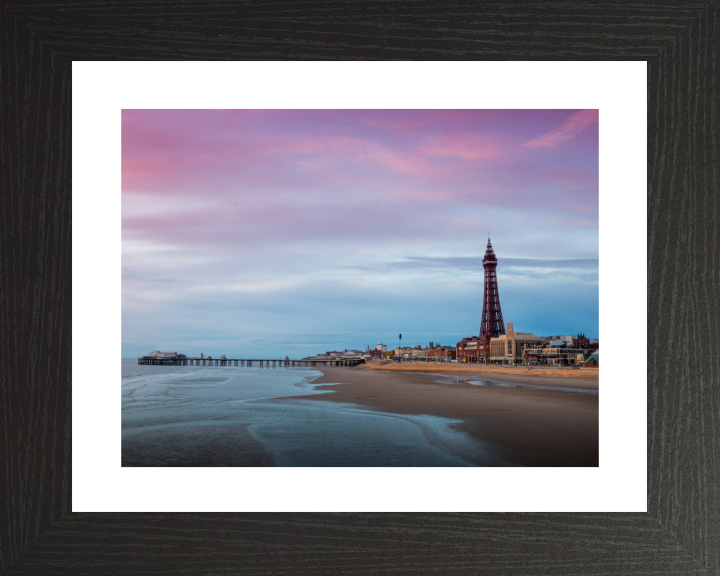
left=148, top=350, right=183, bottom=358
left=543, top=335, right=574, bottom=347
left=394, top=346, right=415, bottom=356
left=489, top=323, right=545, bottom=364
left=375, top=343, right=387, bottom=353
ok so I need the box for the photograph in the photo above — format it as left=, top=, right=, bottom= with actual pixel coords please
left=122, top=108, right=599, bottom=467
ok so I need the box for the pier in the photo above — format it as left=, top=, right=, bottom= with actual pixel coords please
left=137, top=357, right=365, bottom=367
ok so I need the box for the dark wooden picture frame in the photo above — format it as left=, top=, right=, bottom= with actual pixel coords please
left=2, top=2, right=718, bottom=574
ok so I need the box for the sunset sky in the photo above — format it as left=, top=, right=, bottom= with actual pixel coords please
left=122, top=109, right=598, bottom=358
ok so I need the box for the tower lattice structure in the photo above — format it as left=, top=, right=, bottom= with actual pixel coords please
left=479, top=237, right=506, bottom=338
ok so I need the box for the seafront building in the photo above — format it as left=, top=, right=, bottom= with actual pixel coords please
left=456, top=336, right=490, bottom=363
left=488, top=323, right=545, bottom=364
left=366, top=345, right=384, bottom=359
left=544, top=335, right=574, bottom=347
left=523, top=345, right=591, bottom=365
left=572, top=334, right=599, bottom=351
left=424, top=342, right=456, bottom=362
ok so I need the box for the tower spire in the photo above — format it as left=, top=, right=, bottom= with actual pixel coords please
left=479, top=236, right=505, bottom=339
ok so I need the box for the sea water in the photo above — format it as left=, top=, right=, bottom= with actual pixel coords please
left=121, top=359, right=493, bottom=467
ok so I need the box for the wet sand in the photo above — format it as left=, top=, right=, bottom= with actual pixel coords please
left=292, top=367, right=598, bottom=467
left=123, top=422, right=275, bottom=467
left=428, top=371, right=598, bottom=391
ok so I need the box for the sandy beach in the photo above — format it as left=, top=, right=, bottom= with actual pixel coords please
left=293, top=365, right=599, bottom=467
left=364, top=360, right=599, bottom=380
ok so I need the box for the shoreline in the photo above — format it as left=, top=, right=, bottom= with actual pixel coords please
left=367, top=369, right=599, bottom=391
left=291, top=366, right=599, bottom=467
left=362, top=360, right=599, bottom=380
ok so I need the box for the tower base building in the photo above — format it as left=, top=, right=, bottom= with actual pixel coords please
left=489, top=322, right=544, bottom=364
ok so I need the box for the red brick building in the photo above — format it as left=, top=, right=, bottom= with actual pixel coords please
left=572, top=334, right=590, bottom=348
left=572, top=334, right=599, bottom=351
left=424, top=342, right=456, bottom=361
left=456, top=335, right=490, bottom=362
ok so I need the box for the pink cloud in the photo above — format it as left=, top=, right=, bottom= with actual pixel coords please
left=418, top=132, right=503, bottom=161
left=284, top=135, right=454, bottom=179
left=524, top=110, right=599, bottom=148
left=358, top=110, right=495, bottom=133
left=122, top=110, right=598, bottom=236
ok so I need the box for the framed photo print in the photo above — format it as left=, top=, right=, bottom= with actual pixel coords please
left=4, top=3, right=718, bottom=574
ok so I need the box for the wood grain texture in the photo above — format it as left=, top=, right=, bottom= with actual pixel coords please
left=1, top=1, right=718, bottom=574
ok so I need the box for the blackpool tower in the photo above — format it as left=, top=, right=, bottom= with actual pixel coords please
left=479, top=236, right=506, bottom=338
